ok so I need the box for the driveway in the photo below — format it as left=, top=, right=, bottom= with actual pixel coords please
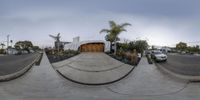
left=52, top=53, right=135, bottom=85
left=156, top=53, right=200, bottom=76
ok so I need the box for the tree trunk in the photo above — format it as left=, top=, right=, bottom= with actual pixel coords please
left=114, top=38, right=117, bottom=55
left=110, top=41, right=112, bottom=53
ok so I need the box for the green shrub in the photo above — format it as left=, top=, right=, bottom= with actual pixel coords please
left=147, top=54, right=153, bottom=64
left=0, top=49, right=5, bottom=54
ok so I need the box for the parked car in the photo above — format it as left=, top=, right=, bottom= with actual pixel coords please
left=6, top=48, right=19, bottom=55
left=151, top=51, right=167, bottom=62
left=21, top=50, right=29, bottom=54
left=29, top=49, right=35, bottom=53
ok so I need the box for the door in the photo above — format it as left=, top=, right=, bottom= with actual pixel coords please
left=80, top=43, right=104, bottom=52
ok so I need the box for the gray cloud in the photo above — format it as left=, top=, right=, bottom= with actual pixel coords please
left=0, top=0, right=200, bottom=47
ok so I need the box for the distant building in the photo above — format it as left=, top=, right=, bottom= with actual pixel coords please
left=64, top=37, right=110, bottom=52
left=161, top=47, right=172, bottom=53
left=151, top=45, right=172, bottom=53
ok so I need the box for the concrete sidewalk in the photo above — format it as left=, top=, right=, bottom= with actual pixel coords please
left=0, top=53, right=200, bottom=100
left=0, top=54, right=5, bottom=56
left=52, top=53, right=135, bottom=85
left=107, top=57, right=188, bottom=96
left=0, top=52, right=121, bottom=100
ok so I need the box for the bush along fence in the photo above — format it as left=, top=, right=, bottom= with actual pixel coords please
left=106, top=49, right=140, bottom=66
left=146, top=54, right=153, bottom=64
left=45, top=49, right=80, bottom=63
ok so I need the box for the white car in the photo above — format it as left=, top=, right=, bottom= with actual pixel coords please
left=151, top=51, right=167, bottom=62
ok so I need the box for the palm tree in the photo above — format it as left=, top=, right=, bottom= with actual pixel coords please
left=0, top=43, right=5, bottom=49
left=105, top=34, right=114, bottom=52
left=100, top=21, right=131, bottom=54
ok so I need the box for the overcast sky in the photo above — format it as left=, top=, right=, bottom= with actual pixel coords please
left=0, top=0, right=200, bottom=47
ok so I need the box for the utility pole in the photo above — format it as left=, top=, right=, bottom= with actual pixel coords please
left=7, top=35, right=10, bottom=48
left=6, top=35, right=10, bottom=55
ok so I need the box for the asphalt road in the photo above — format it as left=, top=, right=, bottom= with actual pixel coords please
left=0, top=53, right=40, bottom=76
left=156, top=53, right=200, bottom=76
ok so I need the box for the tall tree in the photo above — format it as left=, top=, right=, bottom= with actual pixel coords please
left=14, top=41, right=33, bottom=53
left=100, top=21, right=131, bottom=54
left=134, top=40, right=148, bottom=55
left=0, top=43, right=5, bottom=49
left=187, top=45, right=200, bottom=53
left=176, top=42, right=187, bottom=51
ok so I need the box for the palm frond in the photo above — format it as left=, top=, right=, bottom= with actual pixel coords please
left=120, top=23, right=131, bottom=28
left=109, top=21, right=117, bottom=28
left=100, top=29, right=110, bottom=34
left=120, top=28, right=127, bottom=32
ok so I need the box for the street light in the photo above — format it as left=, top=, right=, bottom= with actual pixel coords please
left=10, top=40, right=13, bottom=48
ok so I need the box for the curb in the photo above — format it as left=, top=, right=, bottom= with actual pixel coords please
left=0, top=53, right=42, bottom=82
left=156, top=63, right=200, bottom=81
left=56, top=64, right=136, bottom=86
